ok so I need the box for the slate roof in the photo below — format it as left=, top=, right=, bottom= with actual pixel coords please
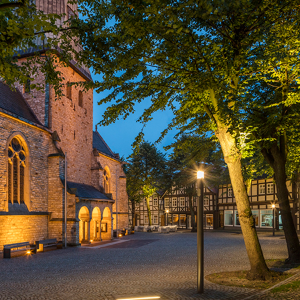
left=93, top=131, right=117, bottom=160
left=0, top=82, right=42, bottom=125
left=67, top=181, right=113, bottom=201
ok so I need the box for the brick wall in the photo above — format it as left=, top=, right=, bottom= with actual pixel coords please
left=0, top=215, right=48, bottom=249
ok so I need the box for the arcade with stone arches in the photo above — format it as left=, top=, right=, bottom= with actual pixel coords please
left=78, top=203, right=113, bottom=244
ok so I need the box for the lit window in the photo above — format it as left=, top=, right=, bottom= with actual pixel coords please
left=172, top=198, right=177, bottom=207
left=180, top=197, right=185, bottom=206
left=259, top=184, right=265, bottom=194
left=224, top=210, right=233, bottom=226
left=260, top=210, right=273, bottom=227
left=165, top=198, right=169, bottom=207
left=8, top=138, right=26, bottom=205
left=228, top=188, right=233, bottom=197
left=78, top=90, right=83, bottom=107
left=267, top=183, right=274, bottom=194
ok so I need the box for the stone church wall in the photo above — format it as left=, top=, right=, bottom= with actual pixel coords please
left=0, top=113, right=55, bottom=213
left=0, top=215, right=48, bottom=248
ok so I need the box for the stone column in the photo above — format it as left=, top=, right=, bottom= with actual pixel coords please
left=99, top=218, right=102, bottom=241
left=87, top=220, right=90, bottom=243
left=94, top=220, right=97, bottom=240
left=111, top=217, right=114, bottom=240
left=82, top=221, right=85, bottom=242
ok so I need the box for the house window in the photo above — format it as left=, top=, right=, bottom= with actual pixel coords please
left=79, top=90, right=83, bottom=107
left=172, top=198, right=177, bottom=207
left=204, top=196, right=209, bottom=206
left=234, top=211, right=240, bottom=226
left=144, top=215, right=148, bottom=224
left=259, top=184, right=265, bottom=194
left=224, top=210, right=233, bottom=226
left=103, top=168, right=110, bottom=193
left=8, top=137, right=26, bottom=205
left=180, top=197, right=185, bottom=207
left=267, top=183, right=274, bottom=194
left=66, top=82, right=72, bottom=99
left=165, top=198, right=169, bottom=207
left=260, top=210, right=273, bottom=227
left=153, top=215, right=158, bottom=224
left=153, top=198, right=158, bottom=206
left=228, top=188, right=233, bottom=197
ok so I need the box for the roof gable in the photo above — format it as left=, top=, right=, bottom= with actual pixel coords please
left=93, top=131, right=117, bottom=159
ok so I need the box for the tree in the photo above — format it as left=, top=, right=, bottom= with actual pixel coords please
left=77, top=0, right=300, bottom=279
left=239, top=18, right=300, bottom=262
left=124, top=142, right=166, bottom=226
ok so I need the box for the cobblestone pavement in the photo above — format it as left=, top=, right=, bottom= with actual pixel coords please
left=0, top=231, right=290, bottom=300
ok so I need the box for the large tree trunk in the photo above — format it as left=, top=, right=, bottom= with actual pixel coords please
left=146, top=197, right=152, bottom=226
left=262, top=143, right=300, bottom=263
left=216, top=126, right=271, bottom=279
left=188, top=195, right=196, bottom=232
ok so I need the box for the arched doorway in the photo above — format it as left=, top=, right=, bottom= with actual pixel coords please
left=78, top=206, right=90, bottom=244
left=102, top=207, right=112, bottom=240
left=91, top=207, right=101, bottom=241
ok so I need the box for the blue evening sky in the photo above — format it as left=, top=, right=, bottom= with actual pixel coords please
left=92, top=73, right=178, bottom=159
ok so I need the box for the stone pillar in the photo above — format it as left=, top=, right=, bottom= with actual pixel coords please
left=87, top=220, right=90, bottom=243
left=82, top=221, right=85, bottom=242
left=75, top=219, right=80, bottom=245
left=94, top=220, right=97, bottom=240
left=99, top=218, right=102, bottom=241
left=111, top=217, right=114, bottom=240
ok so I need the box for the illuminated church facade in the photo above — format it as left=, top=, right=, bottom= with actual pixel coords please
left=0, top=0, right=128, bottom=249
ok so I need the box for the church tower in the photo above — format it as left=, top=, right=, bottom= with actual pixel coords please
left=18, top=0, right=93, bottom=185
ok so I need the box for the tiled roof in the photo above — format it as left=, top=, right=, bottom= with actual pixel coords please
left=67, top=181, right=112, bottom=201
left=0, top=82, right=42, bottom=125
left=93, top=131, right=117, bottom=159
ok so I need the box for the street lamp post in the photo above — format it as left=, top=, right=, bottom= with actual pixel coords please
left=166, top=209, right=169, bottom=226
left=197, top=170, right=204, bottom=294
left=272, top=203, right=276, bottom=236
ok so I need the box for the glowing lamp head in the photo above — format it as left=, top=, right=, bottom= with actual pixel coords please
left=272, top=204, right=276, bottom=209
left=166, top=209, right=169, bottom=214
left=197, top=171, right=204, bottom=179
left=118, top=234, right=122, bottom=237
left=26, top=250, right=31, bottom=254
left=90, top=240, right=93, bottom=243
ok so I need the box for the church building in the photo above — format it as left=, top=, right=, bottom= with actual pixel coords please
left=0, top=0, right=128, bottom=249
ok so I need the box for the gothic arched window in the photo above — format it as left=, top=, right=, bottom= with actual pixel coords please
left=8, top=138, right=26, bottom=204
left=103, top=168, right=110, bottom=194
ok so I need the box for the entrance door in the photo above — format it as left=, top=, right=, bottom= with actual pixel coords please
left=206, top=214, right=213, bottom=229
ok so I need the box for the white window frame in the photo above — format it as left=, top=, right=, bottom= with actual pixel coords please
left=165, top=198, right=169, bottom=207
left=153, top=198, right=158, bottom=206
left=259, top=184, right=265, bottom=195
left=204, top=196, right=209, bottom=206
left=153, top=215, right=158, bottom=224
left=228, top=188, right=233, bottom=197
left=267, top=183, right=274, bottom=194
left=180, top=197, right=185, bottom=207
left=144, top=215, right=148, bottom=224
left=172, top=197, right=177, bottom=207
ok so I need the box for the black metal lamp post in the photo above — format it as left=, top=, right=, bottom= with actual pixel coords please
left=272, top=203, right=276, bottom=236
left=197, top=170, right=204, bottom=293
left=166, top=209, right=169, bottom=226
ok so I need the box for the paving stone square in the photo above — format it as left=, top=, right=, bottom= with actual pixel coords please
left=0, top=231, right=289, bottom=299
